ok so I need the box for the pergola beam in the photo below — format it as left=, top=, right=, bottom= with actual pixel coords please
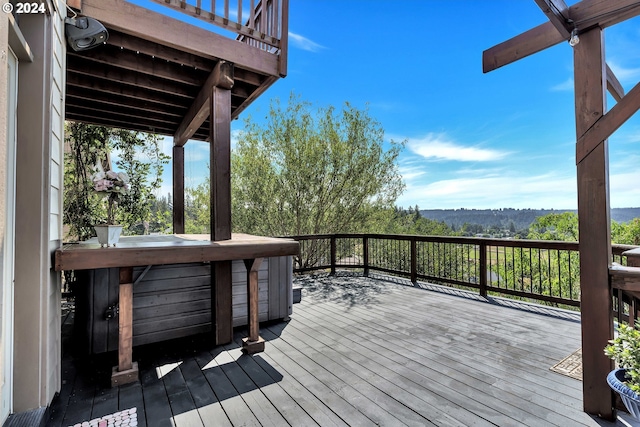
left=483, top=0, right=640, bottom=73
left=577, top=79, right=640, bottom=164
left=533, top=0, right=572, bottom=39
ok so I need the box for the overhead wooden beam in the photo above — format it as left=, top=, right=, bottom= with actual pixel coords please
left=577, top=79, right=640, bottom=164
left=66, top=57, right=195, bottom=98
left=66, top=89, right=185, bottom=118
left=69, top=47, right=205, bottom=87
left=81, top=0, right=279, bottom=77
left=534, top=0, right=572, bottom=39
left=574, top=27, right=614, bottom=420
left=483, top=22, right=563, bottom=73
left=66, top=72, right=188, bottom=108
left=174, top=61, right=234, bottom=146
left=606, top=63, right=625, bottom=102
left=483, top=0, right=640, bottom=73
left=106, top=30, right=215, bottom=72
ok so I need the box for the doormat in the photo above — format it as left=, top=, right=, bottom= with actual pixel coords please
left=550, top=348, right=582, bottom=381
left=67, top=407, right=137, bottom=427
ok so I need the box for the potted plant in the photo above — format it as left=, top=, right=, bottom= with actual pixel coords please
left=91, top=168, right=130, bottom=247
left=605, top=321, right=640, bottom=419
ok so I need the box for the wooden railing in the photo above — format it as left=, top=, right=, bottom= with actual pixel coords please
left=290, top=233, right=636, bottom=309
left=151, top=0, right=288, bottom=53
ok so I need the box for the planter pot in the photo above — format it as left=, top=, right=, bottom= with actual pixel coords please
left=607, top=368, right=640, bottom=419
left=94, top=225, right=123, bottom=248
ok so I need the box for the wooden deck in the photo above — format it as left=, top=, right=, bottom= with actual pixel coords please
left=47, top=273, right=634, bottom=426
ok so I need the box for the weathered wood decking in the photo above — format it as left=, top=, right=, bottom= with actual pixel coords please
left=48, top=273, right=633, bottom=426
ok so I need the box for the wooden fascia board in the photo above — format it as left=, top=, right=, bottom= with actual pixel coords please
left=174, top=61, right=234, bottom=146
left=81, top=0, right=279, bottom=76
left=534, top=0, right=572, bottom=39
left=606, top=63, right=625, bottom=102
left=483, top=0, right=640, bottom=73
left=576, top=79, right=640, bottom=164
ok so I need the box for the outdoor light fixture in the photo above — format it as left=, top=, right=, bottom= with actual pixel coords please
left=569, top=28, right=579, bottom=47
left=64, top=16, right=109, bottom=52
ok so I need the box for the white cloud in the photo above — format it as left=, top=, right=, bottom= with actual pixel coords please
left=397, top=172, right=577, bottom=210
left=288, top=31, right=325, bottom=52
left=405, top=133, right=509, bottom=162
left=607, top=60, right=640, bottom=84
left=551, top=77, right=573, bottom=92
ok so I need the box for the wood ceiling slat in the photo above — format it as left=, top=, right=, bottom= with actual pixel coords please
left=66, top=96, right=180, bottom=127
left=69, top=47, right=207, bottom=87
left=66, top=87, right=186, bottom=118
left=66, top=72, right=190, bottom=108
left=67, top=56, right=197, bottom=99
left=65, top=25, right=267, bottom=135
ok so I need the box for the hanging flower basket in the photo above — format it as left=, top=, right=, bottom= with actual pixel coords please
left=607, top=368, right=640, bottom=419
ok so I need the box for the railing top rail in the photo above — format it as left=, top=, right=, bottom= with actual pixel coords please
left=285, top=233, right=593, bottom=251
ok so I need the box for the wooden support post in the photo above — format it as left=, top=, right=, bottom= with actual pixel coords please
left=242, top=258, right=265, bottom=353
left=111, top=267, right=138, bottom=387
left=209, top=62, right=234, bottom=345
left=574, top=28, right=614, bottom=420
left=173, top=145, right=185, bottom=234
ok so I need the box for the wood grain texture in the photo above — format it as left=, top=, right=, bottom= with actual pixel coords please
left=483, top=0, right=640, bottom=73
left=576, top=79, right=640, bottom=164
left=210, top=86, right=232, bottom=241
left=118, top=280, right=133, bottom=371
left=81, top=0, right=279, bottom=77
left=53, top=275, right=603, bottom=426
left=574, top=28, right=614, bottom=420
left=55, top=234, right=298, bottom=271
left=533, top=0, right=572, bottom=39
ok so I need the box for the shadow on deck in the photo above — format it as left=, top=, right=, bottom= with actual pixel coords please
left=48, top=273, right=637, bottom=426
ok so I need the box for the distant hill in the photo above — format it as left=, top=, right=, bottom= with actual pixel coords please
left=419, top=208, right=640, bottom=231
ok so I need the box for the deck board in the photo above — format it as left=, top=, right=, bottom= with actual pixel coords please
left=48, top=273, right=631, bottom=427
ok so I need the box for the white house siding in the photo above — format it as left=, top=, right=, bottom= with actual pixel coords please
left=47, top=0, right=65, bottom=404
left=13, top=0, right=64, bottom=412
left=0, top=10, right=10, bottom=425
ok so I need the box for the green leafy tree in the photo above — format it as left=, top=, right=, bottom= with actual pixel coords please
left=63, top=122, right=169, bottom=240
left=185, top=180, right=211, bottom=234
left=232, top=94, right=405, bottom=237
left=528, top=212, right=578, bottom=241
left=612, top=218, right=640, bottom=245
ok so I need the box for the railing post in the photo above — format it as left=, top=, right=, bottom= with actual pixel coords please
left=411, top=237, right=417, bottom=285
left=479, top=242, right=488, bottom=298
left=363, top=235, right=369, bottom=277
left=330, top=235, right=336, bottom=276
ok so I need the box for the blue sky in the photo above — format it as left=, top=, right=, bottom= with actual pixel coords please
left=136, top=0, right=640, bottom=210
